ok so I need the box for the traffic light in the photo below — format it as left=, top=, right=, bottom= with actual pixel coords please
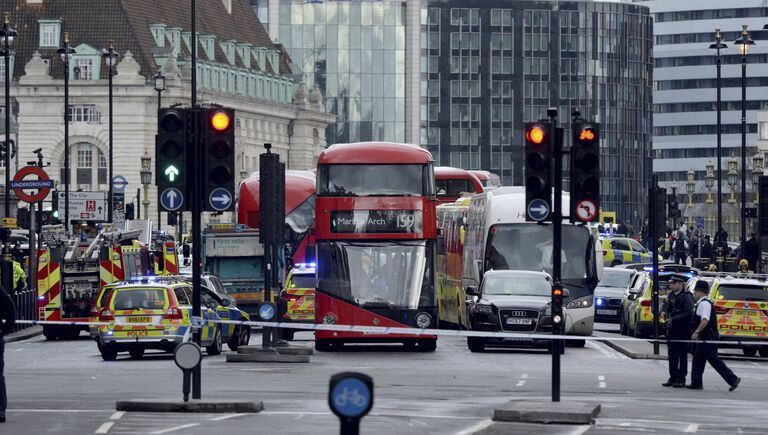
left=201, top=107, right=236, bottom=212
left=51, top=190, right=60, bottom=224
left=524, top=121, right=552, bottom=222
left=259, top=150, right=285, bottom=245
left=156, top=108, right=191, bottom=212
left=125, top=203, right=135, bottom=220
left=759, top=176, right=768, bottom=238
left=570, top=121, right=600, bottom=223
left=668, top=193, right=679, bottom=219
left=551, top=284, right=564, bottom=331
left=167, top=212, right=178, bottom=226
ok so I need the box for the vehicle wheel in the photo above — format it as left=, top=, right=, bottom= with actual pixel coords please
left=633, top=324, right=644, bottom=338
left=619, top=315, right=628, bottom=336
left=743, top=347, right=758, bottom=357
left=467, top=337, right=485, bottom=352
left=567, top=339, right=586, bottom=348
left=43, top=325, right=58, bottom=341
left=759, top=347, right=768, bottom=357
left=128, top=348, right=145, bottom=359
left=206, top=328, right=223, bottom=355
left=227, top=326, right=251, bottom=352
left=281, top=328, right=295, bottom=341
left=611, top=260, right=622, bottom=267
left=315, top=339, right=335, bottom=352
left=100, top=348, right=118, bottom=361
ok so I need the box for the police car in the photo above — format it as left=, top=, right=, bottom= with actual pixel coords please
left=601, top=237, right=656, bottom=267
left=688, top=275, right=768, bottom=357
left=96, top=279, right=250, bottom=360
left=279, top=263, right=316, bottom=341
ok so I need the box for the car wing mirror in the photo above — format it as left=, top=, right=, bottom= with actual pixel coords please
left=561, top=288, right=571, bottom=298
left=627, top=293, right=637, bottom=301
left=221, top=298, right=231, bottom=307
left=465, top=286, right=479, bottom=296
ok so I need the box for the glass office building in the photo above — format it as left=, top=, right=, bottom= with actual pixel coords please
left=255, top=0, right=653, bottom=223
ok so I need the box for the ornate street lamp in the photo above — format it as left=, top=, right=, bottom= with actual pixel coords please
left=102, top=40, right=119, bottom=223
left=753, top=151, right=764, bottom=204
left=140, top=152, right=152, bottom=221
left=728, top=154, right=738, bottom=205
left=0, top=12, right=16, bottom=296
left=686, top=168, right=695, bottom=207
left=57, top=32, right=76, bottom=231
left=734, top=25, right=755, bottom=251
left=710, top=29, right=727, bottom=244
left=705, top=160, right=715, bottom=204
left=153, top=70, right=165, bottom=111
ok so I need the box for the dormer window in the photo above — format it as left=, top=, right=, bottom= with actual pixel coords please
left=74, top=58, right=93, bottom=80
left=38, top=20, right=60, bottom=48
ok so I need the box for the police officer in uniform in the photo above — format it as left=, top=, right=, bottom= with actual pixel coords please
left=687, top=280, right=741, bottom=391
left=660, top=274, right=694, bottom=388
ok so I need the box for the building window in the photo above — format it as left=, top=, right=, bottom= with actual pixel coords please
left=69, top=143, right=106, bottom=190
left=38, top=21, right=60, bottom=48
left=74, top=58, right=94, bottom=80
left=68, top=105, right=101, bottom=123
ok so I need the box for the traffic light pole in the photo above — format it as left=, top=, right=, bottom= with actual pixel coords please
left=650, top=174, right=660, bottom=356
left=549, top=108, right=562, bottom=403
left=189, top=0, right=202, bottom=400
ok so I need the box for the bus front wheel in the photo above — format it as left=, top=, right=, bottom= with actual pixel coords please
left=315, top=339, right=338, bottom=352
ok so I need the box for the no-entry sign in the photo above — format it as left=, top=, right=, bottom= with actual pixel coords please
left=11, top=166, right=52, bottom=203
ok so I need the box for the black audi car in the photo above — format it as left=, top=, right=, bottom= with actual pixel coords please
left=465, top=270, right=565, bottom=352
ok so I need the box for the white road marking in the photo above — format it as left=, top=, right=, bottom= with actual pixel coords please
left=685, top=423, right=700, bottom=433
left=149, top=423, right=200, bottom=434
left=598, top=375, right=606, bottom=389
left=209, top=413, right=246, bottom=421
left=521, top=373, right=529, bottom=379
left=110, top=411, right=125, bottom=420
left=516, top=373, right=527, bottom=387
left=453, top=418, right=494, bottom=435
left=259, top=410, right=479, bottom=420
left=569, top=426, right=592, bottom=435
left=94, top=422, right=114, bottom=434
left=10, top=409, right=113, bottom=413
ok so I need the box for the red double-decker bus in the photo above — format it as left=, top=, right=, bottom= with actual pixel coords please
left=314, top=142, right=438, bottom=352
left=434, top=166, right=483, bottom=204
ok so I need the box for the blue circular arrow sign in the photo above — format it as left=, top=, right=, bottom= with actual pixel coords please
left=208, top=188, right=233, bottom=212
left=160, top=188, right=184, bottom=211
left=330, top=377, right=372, bottom=418
left=527, top=198, right=550, bottom=222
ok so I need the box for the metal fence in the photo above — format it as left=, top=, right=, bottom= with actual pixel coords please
left=11, top=288, right=36, bottom=332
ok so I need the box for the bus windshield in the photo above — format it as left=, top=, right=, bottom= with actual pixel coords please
left=318, top=164, right=427, bottom=197
left=317, top=241, right=434, bottom=309
left=436, top=179, right=474, bottom=198
left=484, top=224, right=591, bottom=282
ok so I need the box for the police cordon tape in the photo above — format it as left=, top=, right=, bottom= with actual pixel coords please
left=14, top=319, right=768, bottom=346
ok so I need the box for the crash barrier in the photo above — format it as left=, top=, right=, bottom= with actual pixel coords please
left=14, top=318, right=768, bottom=346
left=11, top=289, right=36, bottom=332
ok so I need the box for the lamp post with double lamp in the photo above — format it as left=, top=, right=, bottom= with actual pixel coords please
left=0, top=12, right=16, bottom=294
left=140, top=153, right=151, bottom=220
left=734, top=25, right=755, bottom=255
left=686, top=168, right=695, bottom=228
left=709, top=29, right=727, bottom=245
left=705, top=161, right=715, bottom=235
left=153, top=71, right=165, bottom=228
left=102, top=40, right=119, bottom=223
left=753, top=152, right=764, bottom=205
left=57, top=33, right=75, bottom=232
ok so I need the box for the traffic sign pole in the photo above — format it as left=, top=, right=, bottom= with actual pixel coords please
left=549, top=108, right=562, bottom=403
left=190, top=107, right=202, bottom=400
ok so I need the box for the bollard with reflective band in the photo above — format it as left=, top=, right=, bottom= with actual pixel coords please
left=329, top=372, right=374, bottom=435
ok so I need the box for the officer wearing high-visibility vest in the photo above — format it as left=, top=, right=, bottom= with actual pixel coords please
left=1, top=261, right=26, bottom=294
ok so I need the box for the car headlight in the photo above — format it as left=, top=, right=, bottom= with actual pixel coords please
left=322, top=314, right=337, bottom=324
left=545, top=306, right=552, bottom=316
left=567, top=296, right=593, bottom=309
left=415, top=312, right=432, bottom=329
left=474, top=304, right=494, bottom=314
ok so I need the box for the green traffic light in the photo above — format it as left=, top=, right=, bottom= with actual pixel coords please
left=165, top=165, right=180, bottom=181
left=52, top=210, right=59, bottom=218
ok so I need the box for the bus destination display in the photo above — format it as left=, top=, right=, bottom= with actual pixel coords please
left=331, top=210, right=423, bottom=234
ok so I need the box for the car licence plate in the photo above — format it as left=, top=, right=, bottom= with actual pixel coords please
left=733, top=310, right=756, bottom=316
left=126, top=316, right=151, bottom=323
left=506, top=318, right=533, bottom=325
left=597, top=309, right=617, bottom=316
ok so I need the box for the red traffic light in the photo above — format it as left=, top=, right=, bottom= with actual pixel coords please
left=577, top=127, right=598, bottom=143
left=210, top=110, right=232, bottom=132
left=526, top=125, right=546, bottom=145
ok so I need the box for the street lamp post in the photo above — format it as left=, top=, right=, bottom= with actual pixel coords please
left=0, top=12, right=16, bottom=294
left=102, top=40, right=119, bottom=223
left=734, top=25, right=755, bottom=255
left=705, top=161, right=715, bottom=205
left=710, top=29, right=727, bottom=245
left=753, top=151, right=764, bottom=204
left=728, top=154, right=739, bottom=206
left=57, top=33, right=76, bottom=232
left=153, top=71, right=165, bottom=229
left=140, top=153, right=151, bottom=221
left=686, top=168, right=695, bottom=208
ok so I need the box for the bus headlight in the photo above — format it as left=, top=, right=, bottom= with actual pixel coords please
left=415, top=312, right=432, bottom=329
left=322, top=314, right=337, bottom=325
left=567, top=296, right=593, bottom=309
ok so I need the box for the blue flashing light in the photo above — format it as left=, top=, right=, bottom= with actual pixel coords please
left=596, top=298, right=604, bottom=307
left=37, top=295, right=45, bottom=300
left=106, top=331, right=114, bottom=336
left=295, top=262, right=316, bottom=269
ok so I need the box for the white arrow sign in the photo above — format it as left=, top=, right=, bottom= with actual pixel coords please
left=530, top=205, right=548, bottom=215
left=209, top=188, right=232, bottom=211
left=161, top=188, right=183, bottom=211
